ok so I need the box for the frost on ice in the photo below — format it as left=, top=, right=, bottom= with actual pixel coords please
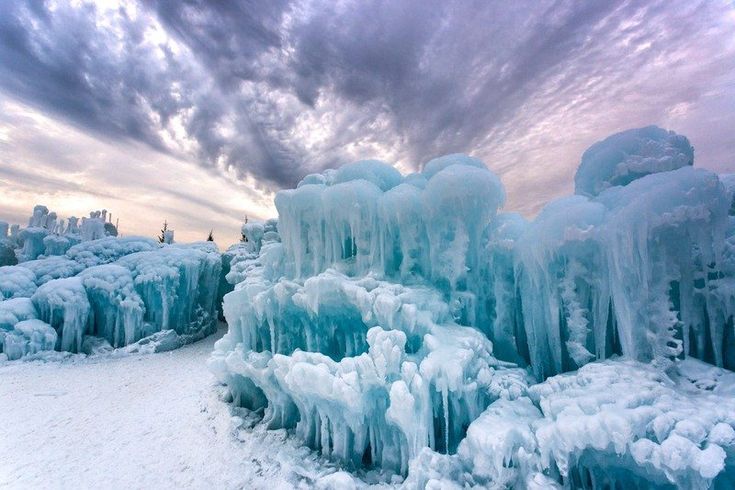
left=212, top=126, right=735, bottom=487
left=0, top=207, right=222, bottom=357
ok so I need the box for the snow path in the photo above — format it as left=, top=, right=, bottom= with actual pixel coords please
left=0, top=327, right=357, bottom=490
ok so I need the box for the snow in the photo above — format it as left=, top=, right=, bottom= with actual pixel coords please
left=0, top=328, right=376, bottom=489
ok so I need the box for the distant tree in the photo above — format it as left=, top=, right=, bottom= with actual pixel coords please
left=158, top=220, right=168, bottom=243
left=207, top=229, right=214, bottom=242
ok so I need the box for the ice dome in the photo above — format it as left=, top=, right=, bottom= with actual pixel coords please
left=332, top=159, right=403, bottom=191
left=574, top=125, right=694, bottom=197
left=421, top=153, right=487, bottom=180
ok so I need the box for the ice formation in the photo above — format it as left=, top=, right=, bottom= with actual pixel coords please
left=3, top=319, right=57, bottom=360
left=212, top=126, right=735, bottom=487
left=574, top=126, right=694, bottom=197
left=406, top=359, right=735, bottom=489
left=0, top=206, right=222, bottom=358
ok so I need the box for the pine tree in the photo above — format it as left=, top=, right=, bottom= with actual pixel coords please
left=207, top=229, right=214, bottom=242
left=157, top=220, right=168, bottom=243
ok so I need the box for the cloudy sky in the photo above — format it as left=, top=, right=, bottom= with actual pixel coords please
left=1, top=0, right=734, bottom=244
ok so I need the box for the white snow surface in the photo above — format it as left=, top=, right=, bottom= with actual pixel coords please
left=0, top=326, right=379, bottom=490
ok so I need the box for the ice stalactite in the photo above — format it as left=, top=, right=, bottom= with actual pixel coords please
left=514, top=196, right=607, bottom=379
left=117, top=244, right=221, bottom=339
left=31, top=277, right=90, bottom=353
left=598, top=167, right=730, bottom=368
left=79, top=265, right=145, bottom=348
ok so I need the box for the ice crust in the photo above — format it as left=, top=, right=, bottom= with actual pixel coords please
left=0, top=210, right=222, bottom=357
left=212, top=126, right=735, bottom=487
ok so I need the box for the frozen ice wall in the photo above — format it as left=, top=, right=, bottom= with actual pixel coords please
left=213, top=125, right=735, bottom=486
left=513, top=154, right=732, bottom=378
left=276, top=155, right=503, bottom=307
left=1, top=233, right=222, bottom=356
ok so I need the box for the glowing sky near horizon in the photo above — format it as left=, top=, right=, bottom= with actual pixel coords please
left=0, top=0, right=734, bottom=244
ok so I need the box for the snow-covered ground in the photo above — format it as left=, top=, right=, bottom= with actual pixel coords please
left=0, top=325, right=367, bottom=490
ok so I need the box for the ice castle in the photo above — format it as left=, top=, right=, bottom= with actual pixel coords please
left=211, top=126, right=735, bottom=488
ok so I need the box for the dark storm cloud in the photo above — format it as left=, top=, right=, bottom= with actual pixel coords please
left=152, top=0, right=289, bottom=88
left=283, top=0, right=625, bottom=160
left=0, top=0, right=733, bottom=202
left=0, top=1, right=177, bottom=149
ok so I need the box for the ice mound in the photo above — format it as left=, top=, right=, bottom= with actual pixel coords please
left=114, top=244, right=221, bottom=340
left=43, top=233, right=78, bottom=256
left=3, top=319, right=57, bottom=360
left=0, top=221, right=17, bottom=266
left=575, top=126, right=694, bottom=197
left=79, top=264, right=144, bottom=348
left=213, top=152, right=530, bottom=472
left=421, top=153, right=487, bottom=179
left=214, top=155, right=526, bottom=474
left=0, top=297, right=38, bottom=348
left=17, top=227, right=48, bottom=262
left=0, top=266, right=38, bottom=299
left=511, top=165, right=732, bottom=379
left=213, top=125, right=735, bottom=486
left=332, top=160, right=403, bottom=191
